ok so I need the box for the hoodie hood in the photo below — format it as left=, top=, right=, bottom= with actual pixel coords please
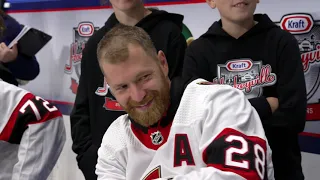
left=201, top=14, right=278, bottom=39
left=105, top=9, right=184, bottom=32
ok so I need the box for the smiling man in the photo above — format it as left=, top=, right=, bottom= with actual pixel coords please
left=70, top=1, right=187, bottom=179
left=95, top=24, right=274, bottom=180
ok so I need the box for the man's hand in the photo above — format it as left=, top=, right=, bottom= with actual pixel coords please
left=266, top=97, right=279, bottom=113
left=0, top=42, right=18, bottom=63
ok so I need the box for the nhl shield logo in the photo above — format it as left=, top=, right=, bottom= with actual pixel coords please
left=150, top=131, right=163, bottom=145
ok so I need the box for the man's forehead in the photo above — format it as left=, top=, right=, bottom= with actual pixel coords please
left=103, top=54, right=156, bottom=71
left=102, top=44, right=158, bottom=82
left=104, top=62, right=156, bottom=85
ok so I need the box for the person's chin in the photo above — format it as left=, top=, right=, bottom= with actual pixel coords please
left=118, top=3, right=138, bottom=11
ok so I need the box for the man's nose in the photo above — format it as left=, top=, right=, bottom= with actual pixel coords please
left=130, top=85, right=146, bottom=103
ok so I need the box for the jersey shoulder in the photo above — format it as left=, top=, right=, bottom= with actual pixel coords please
left=100, top=114, right=134, bottom=158
left=0, top=80, right=28, bottom=124
left=0, top=80, right=28, bottom=100
left=185, top=78, right=245, bottom=104
left=174, top=78, right=243, bottom=125
left=0, top=80, right=63, bottom=142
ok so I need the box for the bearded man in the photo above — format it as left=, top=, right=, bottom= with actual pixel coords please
left=95, top=24, right=274, bottom=180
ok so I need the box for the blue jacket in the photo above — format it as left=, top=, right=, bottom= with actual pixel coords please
left=1, top=14, right=39, bottom=81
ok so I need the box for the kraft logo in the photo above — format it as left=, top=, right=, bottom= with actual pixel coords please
left=77, top=22, right=94, bottom=37
left=280, top=14, right=314, bottom=34
left=226, top=60, right=253, bottom=72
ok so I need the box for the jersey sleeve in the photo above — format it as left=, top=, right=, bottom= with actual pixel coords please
left=96, top=118, right=127, bottom=180
left=167, top=81, right=274, bottom=180
left=96, top=148, right=126, bottom=180
left=0, top=92, right=66, bottom=180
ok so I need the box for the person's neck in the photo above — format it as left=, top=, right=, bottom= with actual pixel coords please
left=114, top=6, right=151, bottom=26
left=221, top=17, right=256, bottom=39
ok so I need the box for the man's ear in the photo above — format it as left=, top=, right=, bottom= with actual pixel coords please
left=206, top=0, right=216, bottom=9
left=157, top=50, right=169, bottom=77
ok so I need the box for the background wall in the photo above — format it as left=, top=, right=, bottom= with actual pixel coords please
left=6, top=0, right=320, bottom=179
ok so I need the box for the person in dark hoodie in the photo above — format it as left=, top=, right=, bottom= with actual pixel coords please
left=70, top=1, right=187, bottom=179
left=0, top=6, right=40, bottom=85
left=182, top=0, right=307, bottom=180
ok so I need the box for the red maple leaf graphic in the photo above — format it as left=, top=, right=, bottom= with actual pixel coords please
left=70, top=78, right=79, bottom=94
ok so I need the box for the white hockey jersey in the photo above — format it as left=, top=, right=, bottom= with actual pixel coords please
left=96, top=78, right=274, bottom=180
left=0, top=80, right=66, bottom=180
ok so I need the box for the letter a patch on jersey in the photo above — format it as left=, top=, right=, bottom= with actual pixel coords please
left=174, top=134, right=195, bottom=167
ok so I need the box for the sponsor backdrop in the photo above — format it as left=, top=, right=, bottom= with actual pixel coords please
left=6, top=0, right=320, bottom=179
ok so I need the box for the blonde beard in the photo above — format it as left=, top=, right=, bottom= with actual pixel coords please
left=124, top=76, right=170, bottom=127
left=130, top=98, right=165, bottom=127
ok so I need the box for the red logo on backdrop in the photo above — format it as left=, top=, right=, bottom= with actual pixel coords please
left=64, top=22, right=99, bottom=94
left=279, top=13, right=320, bottom=121
left=306, top=104, right=320, bottom=121
left=70, top=79, right=78, bottom=94
left=104, top=97, right=124, bottom=111
left=94, top=78, right=124, bottom=111
left=77, top=22, right=94, bottom=37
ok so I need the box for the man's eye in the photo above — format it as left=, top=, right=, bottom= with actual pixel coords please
left=141, top=74, right=150, bottom=81
left=117, top=85, right=128, bottom=91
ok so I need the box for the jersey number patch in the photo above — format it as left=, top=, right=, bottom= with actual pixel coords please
left=19, top=96, right=58, bottom=120
left=0, top=93, right=61, bottom=144
left=205, top=128, right=267, bottom=180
